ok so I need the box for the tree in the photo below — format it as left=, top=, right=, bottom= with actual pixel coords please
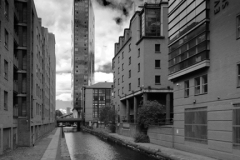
left=137, top=100, right=165, bottom=130
left=99, top=106, right=116, bottom=125
left=55, top=110, right=63, bottom=117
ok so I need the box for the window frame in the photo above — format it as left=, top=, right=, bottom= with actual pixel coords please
left=129, top=70, right=131, bottom=78
left=233, top=104, right=240, bottom=149
left=138, top=78, right=140, bottom=87
left=155, top=60, right=161, bottom=68
left=155, top=44, right=160, bottom=53
left=129, top=83, right=131, bottom=91
left=4, top=60, right=8, bottom=80
left=138, top=63, right=140, bottom=72
left=155, top=75, right=161, bottom=85
left=237, top=14, right=240, bottom=39
left=194, top=75, right=208, bottom=95
left=237, top=63, right=240, bottom=87
left=129, top=57, right=131, bottom=65
left=138, top=48, right=140, bottom=57
left=185, top=107, right=208, bottom=144
left=4, top=90, right=8, bottom=111
left=122, top=52, right=124, bottom=59
left=184, top=80, right=190, bottom=98
left=4, top=29, right=8, bottom=49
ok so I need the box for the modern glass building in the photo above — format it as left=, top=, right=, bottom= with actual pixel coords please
left=71, top=0, right=95, bottom=113
left=81, top=82, right=112, bottom=126
left=168, top=0, right=209, bottom=79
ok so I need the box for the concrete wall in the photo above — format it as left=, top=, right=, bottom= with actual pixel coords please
left=148, top=125, right=173, bottom=148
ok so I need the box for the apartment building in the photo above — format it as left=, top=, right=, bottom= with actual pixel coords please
left=168, top=0, right=240, bottom=159
left=0, top=0, right=55, bottom=154
left=81, top=82, right=112, bottom=127
left=71, top=0, right=95, bottom=117
left=112, top=1, right=173, bottom=137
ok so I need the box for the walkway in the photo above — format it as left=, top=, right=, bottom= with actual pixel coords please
left=0, top=129, right=57, bottom=160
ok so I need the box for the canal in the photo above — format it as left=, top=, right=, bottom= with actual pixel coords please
left=64, top=129, right=159, bottom=160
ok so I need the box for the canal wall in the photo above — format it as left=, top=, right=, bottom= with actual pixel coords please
left=82, top=127, right=177, bottom=160
left=148, top=125, right=174, bottom=148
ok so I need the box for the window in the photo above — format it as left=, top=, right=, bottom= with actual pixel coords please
left=4, top=29, right=8, bottom=48
left=4, top=91, right=8, bottom=110
left=194, top=75, right=208, bottom=95
left=129, top=43, right=131, bottom=52
left=138, top=63, right=140, bottom=72
left=138, top=78, right=140, bottom=87
left=118, top=67, right=119, bottom=74
left=122, top=87, right=124, bottom=94
left=0, top=21, right=1, bottom=40
left=129, top=57, right=131, bottom=65
left=184, top=80, right=190, bottom=97
left=118, top=56, right=120, bottom=63
left=155, top=75, right=160, bottom=84
left=4, top=0, right=9, bottom=20
left=155, top=60, right=161, bottom=68
left=122, top=75, right=124, bottom=83
left=185, top=107, right=207, bottom=143
left=122, top=52, right=124, bottom=59
left=155, top=44, right=160, bottom=52
left=122, top=63, right=124, bottom=71
left=238, top=64, right=240, bottom=87
left=138, top=48, right=140, bottom=57
left=118, top=78, right=119, bottom=85
left=237, top=15, right=240, bottom=39
left=129, top=70, right=131, bottom=78
left=129, top=83, right=131, bottom=91
left=233, top=105, right=240, bottom=148
left=4, top=60, right=8, bottom=80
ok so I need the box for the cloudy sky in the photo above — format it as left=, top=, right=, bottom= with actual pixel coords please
left=33, top=0, right=144, bottom=109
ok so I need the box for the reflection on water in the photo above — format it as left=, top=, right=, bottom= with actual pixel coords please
left=64, top=129, right=158, bottom=160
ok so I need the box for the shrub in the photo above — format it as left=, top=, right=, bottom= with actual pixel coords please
left=137, top=100, right=166, bottom=129
left=134, top=132, right=150, bottom=143
left=108, top=124, right=116, bottom=133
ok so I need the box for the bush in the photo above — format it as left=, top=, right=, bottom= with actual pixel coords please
left=137, top=100, right=165, bottom=129
left=134, top=132, right=150, bottom=143
left=108, top=124, right=116, bottom=133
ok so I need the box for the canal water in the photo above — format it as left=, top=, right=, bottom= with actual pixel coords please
left=64, top=130, right=159, bottom=160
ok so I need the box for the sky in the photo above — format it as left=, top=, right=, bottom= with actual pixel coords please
left=33, top=0, right=144, bottom=111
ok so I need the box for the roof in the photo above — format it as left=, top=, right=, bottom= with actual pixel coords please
left=85, top=82, right=113, bottom=89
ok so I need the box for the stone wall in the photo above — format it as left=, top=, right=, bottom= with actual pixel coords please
left=147, top=125, right=174, bottom=148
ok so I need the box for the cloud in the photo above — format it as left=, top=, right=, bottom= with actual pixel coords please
left=95, top=72, right=113, bottom=83
left=59, top=109, right=67, bottom=114
left=96, top=62, right=112, bottom=73
left=56, top=93, right=71, bottom=101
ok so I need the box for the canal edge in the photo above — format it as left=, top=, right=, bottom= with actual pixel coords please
left=82, top=127, right=175, bottom=160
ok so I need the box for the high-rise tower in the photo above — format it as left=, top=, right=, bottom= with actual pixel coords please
left=71, top=0, right=95, bottom=115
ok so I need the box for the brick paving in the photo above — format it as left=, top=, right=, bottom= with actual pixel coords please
left=0, top=129, right=57, bottom=160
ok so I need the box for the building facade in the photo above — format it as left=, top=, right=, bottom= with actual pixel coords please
left=82, top=82, right=112, bottom=127
left=71, top=0, right=95, bottom=115
left=168, top=0, right=240, bottom=159
left=112, top=1, right=173, bottom=137
left=0, top=0, right=56, bottom=154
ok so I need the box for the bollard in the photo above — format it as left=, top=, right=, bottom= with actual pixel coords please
left=61, top=126, right=65, bottom=138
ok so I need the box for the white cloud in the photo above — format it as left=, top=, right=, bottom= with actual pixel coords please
left=56, top=93, right=72, bottom=101
left=94, top=72, right=113, bottom=83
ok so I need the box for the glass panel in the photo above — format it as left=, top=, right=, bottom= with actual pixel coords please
left=145, top=8, right=160, bottom=36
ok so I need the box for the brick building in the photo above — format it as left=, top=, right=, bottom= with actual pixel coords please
left=0, top=0, right=55, bottom=154
left=112, top=1, right=173, bottom=137
left=168, top=0, right=240, bottom=159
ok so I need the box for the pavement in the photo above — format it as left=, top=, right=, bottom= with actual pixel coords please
left=0, top=129, right=58, bottom=160
left=0, top=128, right=70, bottom=160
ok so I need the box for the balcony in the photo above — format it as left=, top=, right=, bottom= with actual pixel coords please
left=168, top=60, right=210, bottom=80
left=13, top=55, right=18, bottom=67
left=13, top=80, right=18, bottom=93
left=14, top=31, right=19, bottom=45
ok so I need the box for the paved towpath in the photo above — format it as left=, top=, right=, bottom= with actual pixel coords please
left=0, top=129, right=57, bottom=160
